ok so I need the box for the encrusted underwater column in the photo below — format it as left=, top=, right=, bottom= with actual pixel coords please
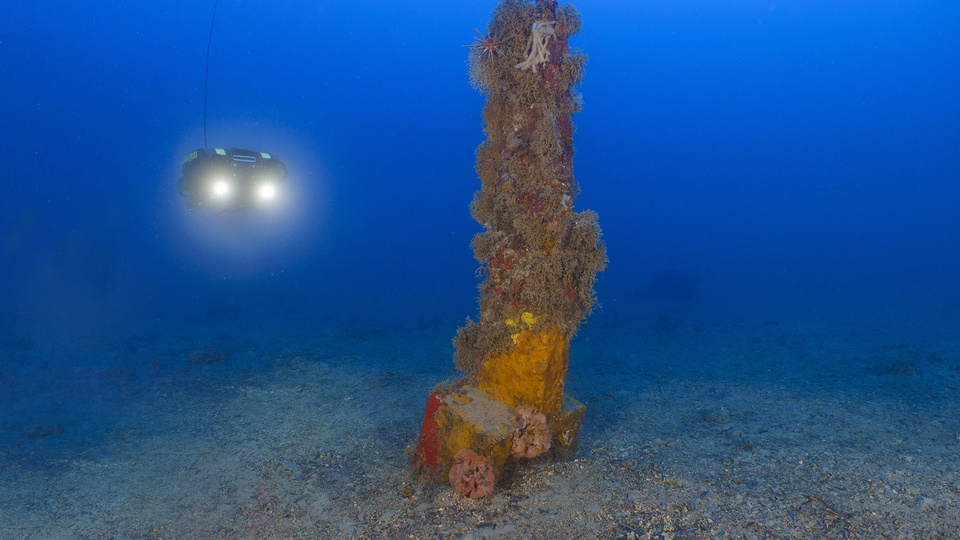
left=414, top=0, right=606, bottom=497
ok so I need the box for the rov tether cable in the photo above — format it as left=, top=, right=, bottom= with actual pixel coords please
left=203, top=0, right=220, bottom=147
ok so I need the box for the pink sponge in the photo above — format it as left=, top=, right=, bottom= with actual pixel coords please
left=511, top=405, right=551, bottom=458
left=448, top=449, right=495, bottom=498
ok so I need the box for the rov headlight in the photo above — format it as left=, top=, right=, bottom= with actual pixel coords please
left=210, top=177, right=233, bottom=198
left=257, top=182, right=277, bottom=201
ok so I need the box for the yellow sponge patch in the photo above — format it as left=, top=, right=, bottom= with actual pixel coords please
left=477, top=328, right=569, bottom=415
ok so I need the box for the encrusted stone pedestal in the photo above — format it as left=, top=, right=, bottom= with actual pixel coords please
left=412, top=0, right=604, bottom=498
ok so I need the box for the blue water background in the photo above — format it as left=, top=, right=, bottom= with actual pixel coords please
left=1, top=0, right=958, bottom=462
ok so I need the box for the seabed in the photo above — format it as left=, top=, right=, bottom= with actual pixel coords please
left=1, top=302, right=958, bottom=539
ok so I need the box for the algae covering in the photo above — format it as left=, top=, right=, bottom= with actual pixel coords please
left=454, top=0, right=607, bottom=377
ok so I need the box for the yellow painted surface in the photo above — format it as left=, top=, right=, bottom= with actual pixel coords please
left=432, top=387, right=515, bottom=476
left=477, top=328, right=569, bottom=415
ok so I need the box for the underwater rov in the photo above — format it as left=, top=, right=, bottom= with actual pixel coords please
left=178, top=0, right=287, bottom=213
left=177, top=147, right=287, bottom=212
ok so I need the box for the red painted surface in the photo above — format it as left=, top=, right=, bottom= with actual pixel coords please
left=415, top=391, right=449, bottom=471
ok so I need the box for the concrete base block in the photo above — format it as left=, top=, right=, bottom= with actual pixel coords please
left=415, top=385, right=585, bottom=481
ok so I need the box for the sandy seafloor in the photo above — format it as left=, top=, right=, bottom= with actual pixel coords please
left=1, top=298, right=958, bottom=540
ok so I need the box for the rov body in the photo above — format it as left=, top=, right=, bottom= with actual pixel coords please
left=178, top=147, right=287, bottom=212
